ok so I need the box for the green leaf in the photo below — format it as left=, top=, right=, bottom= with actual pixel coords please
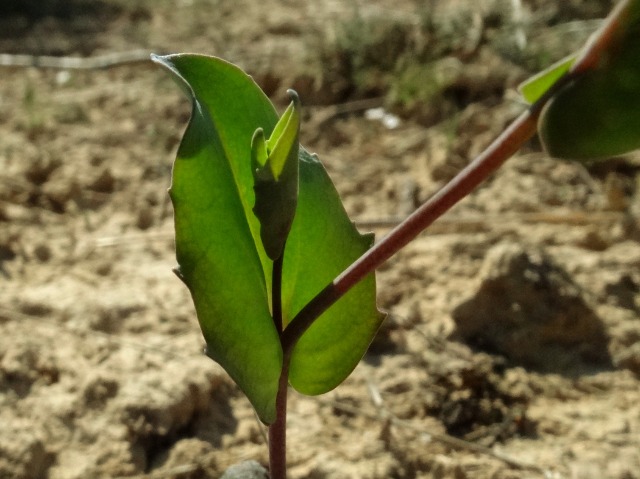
left=518, top=54, right=576, bottom=104
left=152, top=54, right=282, bottom=424
left=538, top=0, right=640, bottom=160
left=251, top=92, right=300, bottom=260
left=283, top=150, right=383, bottom=396
left=266, top=91, right=300, bottom=179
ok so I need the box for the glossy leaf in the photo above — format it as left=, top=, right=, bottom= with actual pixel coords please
left=153, top=54, right=282, bottom=424
left=283, top=149, right=383, bottom=395
left=538, top=0, right=640, bottom=160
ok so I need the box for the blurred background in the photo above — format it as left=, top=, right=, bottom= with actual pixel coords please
left=1, top=1, right=639, bottom=478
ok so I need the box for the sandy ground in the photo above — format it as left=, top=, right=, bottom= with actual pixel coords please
left=1, top=0, right=639, bottom=478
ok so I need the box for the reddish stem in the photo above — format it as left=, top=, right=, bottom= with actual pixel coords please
left=268, top=251, right=287, bottom=478
left=268, top=362, right=289, bottom=479
left=571, top=0, right=632, bottom=74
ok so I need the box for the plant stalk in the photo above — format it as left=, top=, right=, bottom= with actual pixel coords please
left=269, top=251, right=288, bottom=478
left=272, top=253, right=284, bottom=333
left=268, top=360, right=290, bottom=479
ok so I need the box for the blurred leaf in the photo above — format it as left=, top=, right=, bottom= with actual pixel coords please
left=538, top=0, right=640, bottom=160
left=518, top=54, right=576, bottom=104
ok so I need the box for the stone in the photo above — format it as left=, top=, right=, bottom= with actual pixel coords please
left=220, top=460, right=269, bottom=479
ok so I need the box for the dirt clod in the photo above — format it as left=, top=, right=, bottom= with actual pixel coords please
left=452, top=242, right=612, bottom=371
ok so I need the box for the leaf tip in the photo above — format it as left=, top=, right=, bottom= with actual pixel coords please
left=172, top=266, right=187, bottom=284
left=286, top=88, right=301, bottom=108
left=149, top=53, right=175, bottom=70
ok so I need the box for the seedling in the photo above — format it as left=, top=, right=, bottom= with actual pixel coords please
left=152, top=0, right=640, bottom=477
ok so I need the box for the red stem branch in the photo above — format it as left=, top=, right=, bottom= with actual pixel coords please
left=282, top=107, right=539, bottom=354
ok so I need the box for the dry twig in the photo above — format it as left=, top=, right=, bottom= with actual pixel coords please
left=0, top=50, right=154, bottom=70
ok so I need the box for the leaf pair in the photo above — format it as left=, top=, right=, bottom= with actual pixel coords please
left=153, top=54, right=381, bottom=424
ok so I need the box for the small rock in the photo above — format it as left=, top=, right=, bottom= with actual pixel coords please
left=136, top=207, right=154, bottom=230
left=220, top=460, right=269, bottom=479
left=34, top=243, right=52, bottom=262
